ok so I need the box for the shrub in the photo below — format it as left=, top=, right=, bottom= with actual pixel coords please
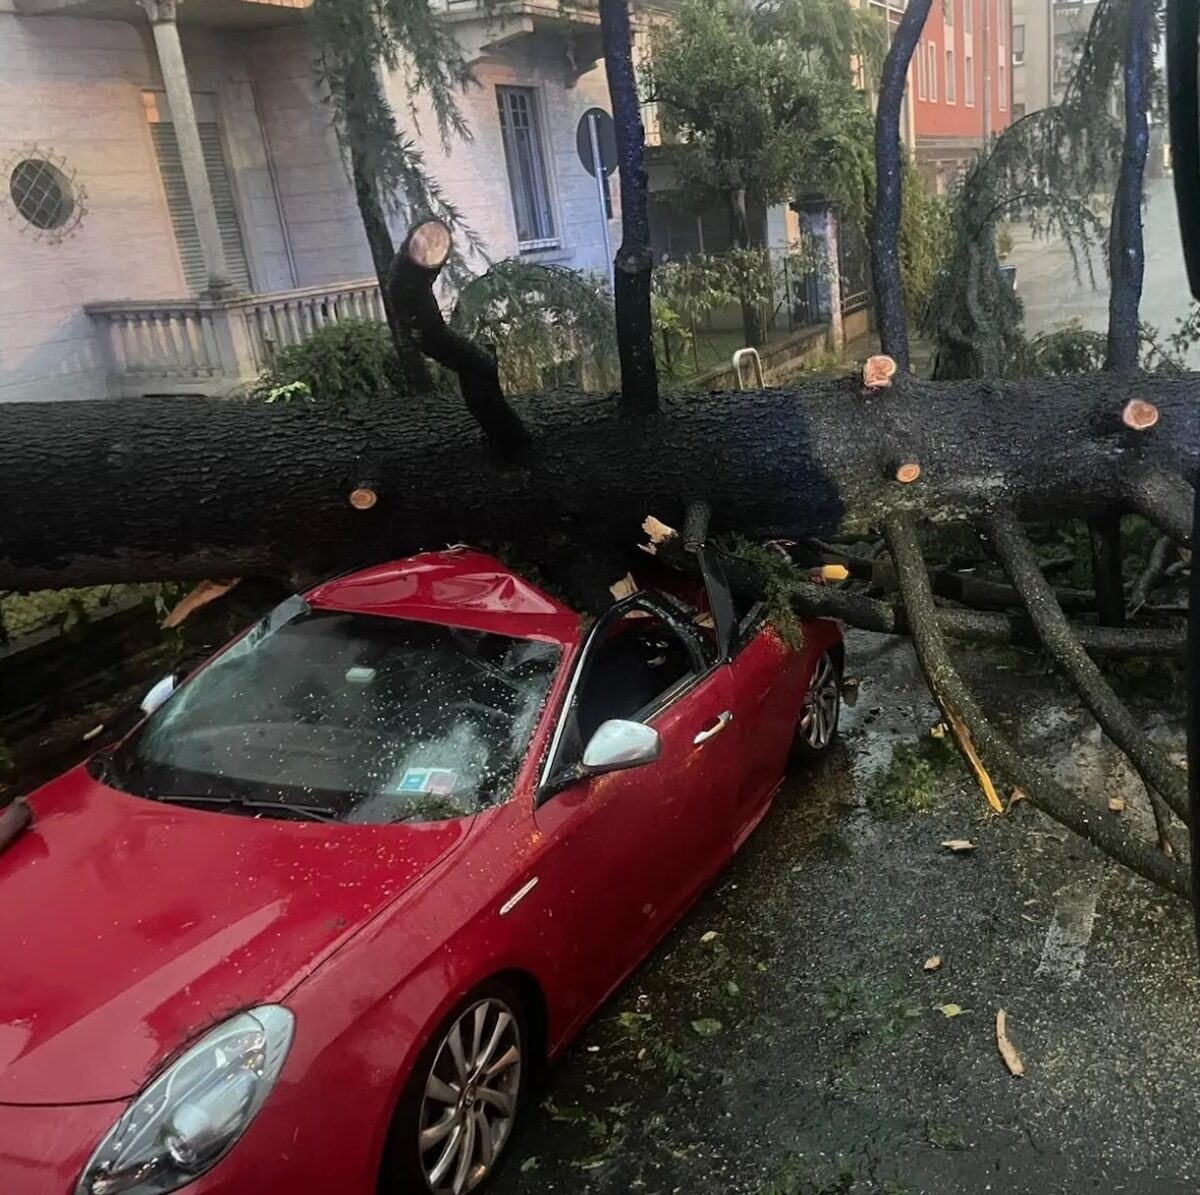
left=255, top=319, right=423, bottom=403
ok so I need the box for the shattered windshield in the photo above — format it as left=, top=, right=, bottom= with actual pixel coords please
left=105, top=598, right=560, bottom=823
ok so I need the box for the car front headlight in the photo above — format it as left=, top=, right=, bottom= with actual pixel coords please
left=76, top=1005, right=294, bottom=1195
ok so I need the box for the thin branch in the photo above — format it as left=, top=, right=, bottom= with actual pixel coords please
left=785, top=576, right=1184, bottom=658
left=884, top=512, right=1188, bottom=896
left=985, top=508, right=1189, bottom=824
left=1129, top=534, right=1175, bottom=615
left=388, top=220, right=531, bottom=455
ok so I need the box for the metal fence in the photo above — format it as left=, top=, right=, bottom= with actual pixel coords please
left=837, top=223, right=872, bottom=317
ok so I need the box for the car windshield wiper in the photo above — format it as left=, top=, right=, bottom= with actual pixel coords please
left=153, top=793, right=338, bottom=823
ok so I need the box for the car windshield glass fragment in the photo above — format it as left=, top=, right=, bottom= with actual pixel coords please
left=108, top=601, right=559, bottom=823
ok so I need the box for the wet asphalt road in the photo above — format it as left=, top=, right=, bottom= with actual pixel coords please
left=496, top=632, right=1200, bottom=1195
left=1015, top=177, right=1199, bottom=364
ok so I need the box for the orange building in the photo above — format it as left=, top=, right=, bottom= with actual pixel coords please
left=873, top=0, right=1014, bottom=190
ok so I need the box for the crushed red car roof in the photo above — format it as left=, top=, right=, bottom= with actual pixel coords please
left=307, top=548, right=582, bottom=646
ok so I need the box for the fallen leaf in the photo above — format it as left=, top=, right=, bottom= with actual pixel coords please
left=726, top=980, right=740, bottom=997
left=930, top=722, right=948, bottom=739
left=941, top=839, right=977, bottom=852
left=996, top=1009, right=1025, bottom=1076
left=1108, top=796, right=1126, bottom=813
left=691, top=1017, right=723, bottom=1038
left=161, top=578, right=240, bottom=629
left=609, top=573, right=638, bottom=601
left=936, top=1003, right=966, bottom=1018
left=520, top=1156, right=541, bottom=1174
left=700, top=930, right=719, bottom=944
left=923, top=955, right=942, bottom=971
left=1006, top=787, right=1028, bottom=812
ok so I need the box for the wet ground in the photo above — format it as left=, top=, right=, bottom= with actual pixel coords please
left=499, top=631, right=1200, bottom=1195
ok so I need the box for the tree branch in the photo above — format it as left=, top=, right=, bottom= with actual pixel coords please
left=600, top=0, right=659, bottom=413
left=1127, top=468, right=1194, bottom=546
left=387, top=220, right=531, bottom=455
left=985, top=508, right=1189, bottom=824
left=884, top=512, right=1189, bottom=896
left=870, top=0, right=932, bottom=370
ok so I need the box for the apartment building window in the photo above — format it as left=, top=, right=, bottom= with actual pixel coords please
left=999, top=61, right=1008, bottom=109
left=917, top=41, right=928, bottom=98
left=497, top=86, right=557, bottom=250
left=1012, top=23, right=1025, bottom=64
left=943, top=0, right=953, bottom=26
left=965, top=54, right=975, bottom=104
left=964, top=0, right=972, bottom=34
left=928, top=43, right=938, bottom=100
left=143, top=92, right=251, bottom=295
left=946, top=48, right=956, bottom=101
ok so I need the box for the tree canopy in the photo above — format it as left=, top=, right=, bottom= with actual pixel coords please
left=640, top=0, right=882, bottom=225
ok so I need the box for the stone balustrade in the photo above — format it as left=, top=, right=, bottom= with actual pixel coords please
left=86, top=279, right=386, bottom=397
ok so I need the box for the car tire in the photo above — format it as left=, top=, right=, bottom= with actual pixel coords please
left=791, top=648, right=842, bottom=761
left=379, top=980, right=530, bottom=1195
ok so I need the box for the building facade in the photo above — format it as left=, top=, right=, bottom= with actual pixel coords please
left=0, top=0, right=626, bottom=402
left=909, top=0, right=1014, bottom=188
left=1011, top=0, right=1101, bottom=119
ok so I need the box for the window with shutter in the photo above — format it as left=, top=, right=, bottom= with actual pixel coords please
left=148, top=114, right=252, bottom=294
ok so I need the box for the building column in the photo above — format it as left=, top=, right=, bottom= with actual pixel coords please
left=139, top=0, right=233, bottom=296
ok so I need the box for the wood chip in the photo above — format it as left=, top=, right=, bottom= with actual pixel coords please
left=81, top=724, right=104, bottom=742
left=996, top=1008, right=1025, bottom=1076
left=923, top=955, right=942, bottom=971
left=609, top=573, right=638, bottom=601
left=941, top=839, right=977, bottom=852
left=1108, top=796, right=1126, bottom=813
left=641, top=515, right=678, bottom=544
left=946, top=712, right=1003, bottom=813
left=161, top=578, right=240, bottom=629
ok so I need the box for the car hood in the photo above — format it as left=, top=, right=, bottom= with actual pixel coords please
left=0, top=767, right=471, bottom=1105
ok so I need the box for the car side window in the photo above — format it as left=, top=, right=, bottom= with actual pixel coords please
left=574, top=611, right=696, bottom=745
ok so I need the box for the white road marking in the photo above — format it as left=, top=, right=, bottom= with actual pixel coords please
left=1035, top=867, right=1107, bottom=983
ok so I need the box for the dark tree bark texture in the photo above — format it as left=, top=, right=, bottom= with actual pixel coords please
left=1, top=372, right=1195, bottom=591
left=599, top=0, right=659, bottom=413
left=870, top=0, right=932, bottom=372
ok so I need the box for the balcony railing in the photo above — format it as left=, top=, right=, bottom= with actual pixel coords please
left=87, top=279, right=386, bottom=398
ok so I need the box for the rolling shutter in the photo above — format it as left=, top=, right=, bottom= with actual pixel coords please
left=150, top=121, right=252, bottom=294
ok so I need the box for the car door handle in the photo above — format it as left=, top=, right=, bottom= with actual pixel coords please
left=693, top=710, right=733, bottom=745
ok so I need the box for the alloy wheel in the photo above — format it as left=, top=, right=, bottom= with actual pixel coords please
left=799, top=652, right=840, bottom=751
left=418, top=997, right=522, bottom=1195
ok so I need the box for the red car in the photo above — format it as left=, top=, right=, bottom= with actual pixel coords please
left=0, top=546, right=842, bottom=1195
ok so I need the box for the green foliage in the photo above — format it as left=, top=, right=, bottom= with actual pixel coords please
left=651, top=242, right=824, bottom=375
left=721, top=536, right=806, bottom=650
left=310, top=0, right=483, bottom=275
left=898, top=158, right=954, bottom=324
left=256, top=319, right=422, bottom=403
left=642, top=0, right=879, bottom=224
left=922, top=0, right=1129, bottom=377
left=870, top=735, right=956, bottom=817
left=451, top=260, right=618, bottom=391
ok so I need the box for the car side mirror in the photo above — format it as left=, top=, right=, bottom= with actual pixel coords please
left=140, top=674, right=176, bottom=716
left=581, top=720, right=661, bottom=776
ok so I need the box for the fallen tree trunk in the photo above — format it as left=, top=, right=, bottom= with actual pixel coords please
left=1, top=375, right=1195, bottom=590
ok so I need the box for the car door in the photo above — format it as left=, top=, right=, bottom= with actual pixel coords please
left=531, top=593, right=739, bottom=1031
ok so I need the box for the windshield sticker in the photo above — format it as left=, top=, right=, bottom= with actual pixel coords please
left=398, top=767, right=459, bottom=795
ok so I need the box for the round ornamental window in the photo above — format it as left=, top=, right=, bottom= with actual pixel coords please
left=9, top=158, right=75, bottom=230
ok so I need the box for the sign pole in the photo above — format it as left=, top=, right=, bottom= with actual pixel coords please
left=587, top=111, right=614, bottom=278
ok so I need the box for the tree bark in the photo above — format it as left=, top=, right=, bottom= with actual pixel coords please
left=599, top=0, right=658, bottom=413
left=871, top=0, right=932, bottom=371
left=349, top=145, right=434, bottom=393
left=2, top=371, right=1196, bottom=591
